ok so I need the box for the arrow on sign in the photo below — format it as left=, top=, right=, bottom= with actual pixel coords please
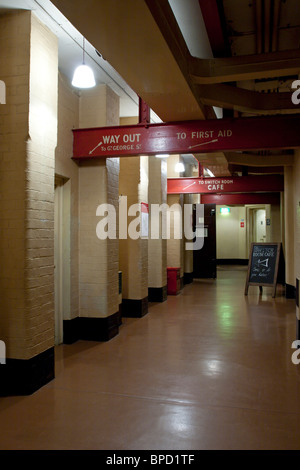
left=188, top=139, right=218, bottom=150
left=258, top=258, right=269, bottom=267
left=89, top=141, right=103, bottom=155
left=182, top=181, right=196, bottom=190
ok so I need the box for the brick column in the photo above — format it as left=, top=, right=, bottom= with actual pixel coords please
left=183, top=162, right=195, bottom=285
left=167, top=155, right=184, bottom=289
left=0, top=11, right=58, bottom=395
left=284, top=166, right=295, bottom=298
left=148, top=156, right=167, bottom=302
left=69, top=85, right=121, bottom=342
left=119, top=156, right=149, bottom=317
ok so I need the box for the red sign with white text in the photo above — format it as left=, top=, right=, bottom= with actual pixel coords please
left=167, top=175, right=283, bottom=194
left=73, top=115, right=300, bottom=159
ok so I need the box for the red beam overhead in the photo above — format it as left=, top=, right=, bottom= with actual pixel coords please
left=198, top=0, right=228, bottom=57
left=200, top=193, right=281, bottom=205
left=73, top=115, right=300, bottom=159
left=167, top=175, right=283, bottom=195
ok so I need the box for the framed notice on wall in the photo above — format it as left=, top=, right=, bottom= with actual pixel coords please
left=244, top=242, right=283, bottom=298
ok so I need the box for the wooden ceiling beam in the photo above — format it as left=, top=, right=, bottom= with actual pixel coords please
left=189, top=49, right=300, bottom=84
left=195, top=83, right=296, bottom=113
left=225, top=152, right=294, bottom=167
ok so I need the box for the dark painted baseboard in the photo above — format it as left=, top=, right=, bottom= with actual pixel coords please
left=118, top=304, right=122, bottom=326
left=63, top=311, right=120, bottom=344
left=184, top=272, right=193, bottom=285
left=63, top=317, right=80, bottom=344
left=217, top=259, right=249, bottom=265
left=0, top=347, right=54, bottom=397
left=180, top=277, right=184, bottom=290
left=80, top=314, right=119, bottom=342
left=122, top=297, right=148, bottom=318
left=285, top=283, right=296, bottom=299
left=148, top=286, right=167, bottom=303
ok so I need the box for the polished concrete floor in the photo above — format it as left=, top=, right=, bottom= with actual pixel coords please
left=0, top=266, right=299, bottom=450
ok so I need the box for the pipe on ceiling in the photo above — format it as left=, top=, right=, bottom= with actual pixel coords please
left=255, top=0, right=263, bottom=54
left=264, top=0, right=272, bottom=52
left=256, top=0, right=280, bottom=54
left=271, top=0, right=281, bottom=52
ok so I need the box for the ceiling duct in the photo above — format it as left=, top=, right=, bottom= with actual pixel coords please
left=255, top=0, right=281, bottom=54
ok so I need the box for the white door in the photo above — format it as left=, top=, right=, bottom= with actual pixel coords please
left=255, top=209, right=266, bottom=242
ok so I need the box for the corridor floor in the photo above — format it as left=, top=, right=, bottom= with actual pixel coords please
left=0, top=266, right=299, bottom=450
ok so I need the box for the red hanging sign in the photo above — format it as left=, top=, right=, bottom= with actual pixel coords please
left=167, top=175, right=283, bottom=195
left=73, top=115, right=300, bottom=159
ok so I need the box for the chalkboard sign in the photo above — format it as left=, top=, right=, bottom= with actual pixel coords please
left=245, top=243, right=282, bottom=298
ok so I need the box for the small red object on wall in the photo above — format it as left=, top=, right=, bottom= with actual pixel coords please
left=167, top=267, right=181, bottom=295
left=240, top=222, right=245, bottom=228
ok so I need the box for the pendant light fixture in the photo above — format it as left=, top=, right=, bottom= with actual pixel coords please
left=175, top=162, right=185, bottom=173
left=72, top=37, right=96, bottom=89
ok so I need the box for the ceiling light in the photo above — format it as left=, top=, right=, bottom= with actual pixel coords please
left=175, top=162, right=185, bottom=173
left=206, top=168, right=215, bottom=177
left=155, top=154, right=169, bottom=158
left=72, top=37, right=96, bottom=89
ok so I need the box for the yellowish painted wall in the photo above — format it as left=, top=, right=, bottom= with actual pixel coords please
left=148, top=156, right=167, bottom=288
left=119, top=156, right=149, bottom=300
left=55, top=73, right=80, bottom=320
left=216, top=206, right=247, bottom=259
left=0, top=11, right=57, bottom=359
left=294, top=152, right=300, bottom=282
left=79, top=85, right=120, bottom=318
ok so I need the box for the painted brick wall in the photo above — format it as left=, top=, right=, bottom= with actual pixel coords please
left=119, top=156, right=149, bottom=300
left=294, top=152, right=300, bottom=282
left=106, top=157, right=120, bottom=315
left=55, top=73, right=80, bottom=320
left=0, top=11, right=30, bottom=358
left=148, top=156, right=167, bottom=288
left=166, top=155, right=184, bottom=276
left=25, top=13, right=58, bottom=358
left=79, top=85, right=120, bottom=318
left=167, top=194, right=184, bottom=277
left=183, top=194, right=193, bottom=274
left=0, top=11, right=57, bottom=359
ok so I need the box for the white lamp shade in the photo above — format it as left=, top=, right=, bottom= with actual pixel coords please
left=72, top=64, right=96, bottom=88
left=175, top=162, right=185, bottom=173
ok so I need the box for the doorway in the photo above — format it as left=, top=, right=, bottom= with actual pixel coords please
left=254, top=208, right=267, bottom=242
left=193, top=203, right=217, bottom=279
left=247, top=206, right=267, bottom=250
left=54, top=176, right=71, bottom=345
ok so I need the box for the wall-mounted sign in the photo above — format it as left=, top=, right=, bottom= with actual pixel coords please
left=220, top=207, right=230, bottom=214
